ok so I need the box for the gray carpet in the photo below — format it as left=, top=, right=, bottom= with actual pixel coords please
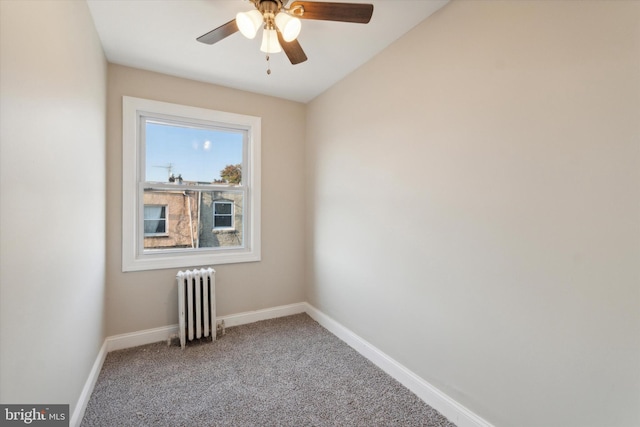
left=81, top=314, right=456, bottom=427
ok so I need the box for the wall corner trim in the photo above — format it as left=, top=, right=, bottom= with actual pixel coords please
left=73, top=302, right=490, bottom=427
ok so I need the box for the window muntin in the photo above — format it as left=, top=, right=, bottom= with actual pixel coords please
left=122, top=96, right=261, bottom=272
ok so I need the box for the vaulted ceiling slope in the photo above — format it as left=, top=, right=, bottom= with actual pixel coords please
left=87, top=0, right=448, bottom=103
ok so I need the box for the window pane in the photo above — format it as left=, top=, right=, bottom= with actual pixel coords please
left=144, top=205, right=165, bottom=219
left=214, top=202, right=232, bottom=215
left=144, top=120, right=244, bottom=185
left=214, top=216, right=232, bottom=228
left=144, top=220, right=166, bottom=234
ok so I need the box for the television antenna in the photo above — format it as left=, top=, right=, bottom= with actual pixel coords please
left=152, top=163, right=174, bottom=181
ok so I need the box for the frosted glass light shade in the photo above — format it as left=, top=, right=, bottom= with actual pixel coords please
left=275, top=13, right=301, bottom=42
left=260, top=29, right=282, bottom=53
left=236, top=9, right=263, bottom=39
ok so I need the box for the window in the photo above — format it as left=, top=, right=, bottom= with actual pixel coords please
left=122, top=96, right=261, bottom=272
left=213, top=200, right=234, bottom=229
left=144, top=205, right=167, bottom=235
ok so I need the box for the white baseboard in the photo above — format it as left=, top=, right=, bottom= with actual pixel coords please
left=218, top=302, right=307, bottom=327
left=103, top=302, right=308, bottom=352
left=304, top=303, right=494, bottom=427
left=106, top=324, right=180, bottom=352
left=75, top=301, right=490, bottom=427
left=69, top=340, right=108, bottom=427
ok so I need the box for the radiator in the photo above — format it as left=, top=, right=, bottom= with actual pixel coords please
left=176, top=267, right=216, bottom=349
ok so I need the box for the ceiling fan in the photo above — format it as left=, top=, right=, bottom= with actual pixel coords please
left=197, top=0, right=374, bottom=68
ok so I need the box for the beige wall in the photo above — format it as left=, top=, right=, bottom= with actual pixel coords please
left=106, top=65, right=307, bottom=335
left=0, top=0, right=107, bottom=416
left=305, top=1, right=640, bottom=426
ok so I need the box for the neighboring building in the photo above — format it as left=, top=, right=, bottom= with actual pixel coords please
left=143, top=186, right=243, bottom=250
left=198, top=191, right=243, bottom=248
left=143, top=190, right=198, bottom=249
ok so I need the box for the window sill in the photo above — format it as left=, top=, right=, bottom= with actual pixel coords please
left=123, top=249, right=260, bottom=272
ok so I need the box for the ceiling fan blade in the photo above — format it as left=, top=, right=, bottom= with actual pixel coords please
left=277, top=30, right=308, bottom=65
left=289, top=1, right=373, bottom=24
left=196, top=19, right=239, bottom=45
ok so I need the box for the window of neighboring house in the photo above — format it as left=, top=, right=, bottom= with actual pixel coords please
left=122, top=96, right=261, bottom=272
left=213, top=200, right=234, bottom=229
left=144, top=205, right=167, bottom=235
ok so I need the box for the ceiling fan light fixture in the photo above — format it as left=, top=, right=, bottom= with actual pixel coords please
left=260, top=28, right=282, bottom=53
left=236, top=9, right=263, bottom=39
left=197, top=1, right=375, bottom=67
left=275, top=12, right=302, bottom=42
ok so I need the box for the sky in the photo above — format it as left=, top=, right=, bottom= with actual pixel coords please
left=145, top=121, right=244, bottom=183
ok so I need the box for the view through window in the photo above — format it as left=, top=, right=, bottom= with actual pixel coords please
left=143, top=118, right=245, bottom=251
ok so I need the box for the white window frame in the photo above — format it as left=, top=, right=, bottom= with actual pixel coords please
left=143, top=204, right=168, bottom=236
left=122, top=96, right=261, bottom=272
left=213, top=200, right=234, bottom=230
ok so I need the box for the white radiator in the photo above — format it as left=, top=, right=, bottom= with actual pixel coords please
left=176, top=267, right=216, bottom=349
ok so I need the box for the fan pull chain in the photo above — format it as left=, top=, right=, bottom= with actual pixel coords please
left=266, top=55, right=271, bottom=75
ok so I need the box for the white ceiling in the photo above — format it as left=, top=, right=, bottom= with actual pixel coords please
left=87, top=0, right=448, bottom=103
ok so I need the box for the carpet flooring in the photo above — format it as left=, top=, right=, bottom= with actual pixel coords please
left=81, top=314, right=456, bottom=427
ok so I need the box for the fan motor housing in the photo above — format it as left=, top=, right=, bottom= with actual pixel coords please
left=256, top=0, right=283, bottom=14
